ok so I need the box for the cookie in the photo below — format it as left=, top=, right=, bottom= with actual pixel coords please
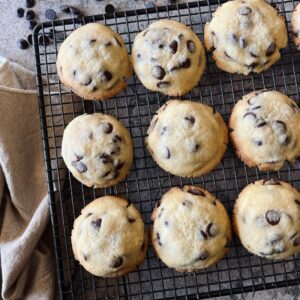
left=292, top=3, right=300, bottom=50
left=229, top=90, right=300, bottom=171
left=56, top=23, right=132, bottom=100
left=61, top=113, right=133, bottom=188
left=233, top=180, right=300, bottom=260
left=204, top=0, right=288, bottom=75
left=131, top=19, right=206, bottom=96
left=146, top=100, right=228, bottom=177
left=71, top=196, right=147, bottom=277
left=151, top=185, right=232, bottom=271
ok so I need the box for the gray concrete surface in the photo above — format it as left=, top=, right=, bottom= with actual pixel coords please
left=0, top=0, right=299, bottom=299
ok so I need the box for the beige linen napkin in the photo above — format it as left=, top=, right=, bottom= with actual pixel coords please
left=0, top=57, right=55, bottom=299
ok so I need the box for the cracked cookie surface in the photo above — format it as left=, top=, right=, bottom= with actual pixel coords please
left=57, top=23, right=131, bottom=100
left=72, top=196, right=147, bottom=277
left=132, top=19, right=206, bottom=96
left=229, top=90, right=300, bottom=171
left=204, top=0, right=287, bottom=75
left=151, top=185, right=231, bottom=271
left=233, top=180, right=300, bottom=260
left=62, top=113, right=133, bottom=188
left=146, top=100, right=228, bottom=177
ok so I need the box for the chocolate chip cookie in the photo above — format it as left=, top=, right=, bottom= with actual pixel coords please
left=204, top=0, right=288, bottom=75
left=151, top=185, right=231, bottom=271
left=132, top=19, right=206, bottom=96
left=146, top=100, right=228, bottom=177
left=233, top=180, right=300, bottom=260
left=229, top=90, right=300, bottom=171
left=72, top=196, right=147, bottom=277
left=56, top=23, right=132, bottom=100
left=292, top=3, right=300, bottom=50
left=61, top=113, right=133, bottom=188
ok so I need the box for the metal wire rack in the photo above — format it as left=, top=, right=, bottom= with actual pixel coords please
left=33, top=0, right=300, bottom=299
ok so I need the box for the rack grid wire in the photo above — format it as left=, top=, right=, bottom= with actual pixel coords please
left=33, top=0, right=300, bottom=299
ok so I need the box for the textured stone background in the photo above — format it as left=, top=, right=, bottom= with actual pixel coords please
left=0, top=0, right=299, bottom=299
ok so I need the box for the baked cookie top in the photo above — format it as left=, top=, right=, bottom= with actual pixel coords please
left=204, top=0, right=287, bottom=75
left=57, top=23, right=132, bottom=100
left=233, top=180, right=300, bottom=260
left=229, top=90, right=300, bottom=171
left=132, top=19, right=206, bottom=96
left=146, top=100, right=228, bottom=177
left=61, top=113, right=133, bottom=188
left=72, top=196, right=147, bottom=277
left=292, top=3, right=300, bottom=50
left=151, top=185, right=232, bottom=271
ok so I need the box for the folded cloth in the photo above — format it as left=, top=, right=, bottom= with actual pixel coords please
left=0, top=57, right=55, bottom=299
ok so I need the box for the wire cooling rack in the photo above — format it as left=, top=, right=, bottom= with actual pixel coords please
left=33, top=0, right=300, bottom=299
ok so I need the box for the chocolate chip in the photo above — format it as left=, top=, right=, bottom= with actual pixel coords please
left=266, top=43, right=276, bottom=57
left=83, top=253, right=88, bottom=261
left=71, top=161, right=87, bottom=173
left=294, top=236, right=300, bottom=246
left=243, top=112, right=256, bottom=119
left=70, top=6, right=82, bottom=16
left=128, top=217, right=135, bottom=223
left=239, top=37, right=247, bottom=48
left=189, top=142, right=199, bottom=152
left=269, top=234, right=282, bottom=245
left=89, top=132, right=93, bottom=139
left=60, top=5, right=71, bottom=13
left=100, top=70, right=113, bottom=82
left=110, top=170, right=119, bottom=179
left=17, top=8, right=25, bottom=18
left=75, top=154, right=83, bottom=161
left=290, top=232, right=298, bottom=240
left=115, top=161, right=125, bottom=170
left=254, top=140, right=263, bottom=146
left=169, top=40, right=178, bottom=54
left=26, top=0, right=35, bottom=8
left=224, top=51, right=232, bottom=59
left=17, top=39, right=29, bottom=50
left=158, top=44, right=164, bottom=49
left=262, top=179, right=281, bottom=185
left=114, top=36, right=122, bottom=47
left=141, top=240, right=145, bottom=251
left=187, top=187, right=205, bottom=197
left=111, top=256, right=123, bottom=268
left=196, top=250, right=209, bottom=260
left=100, top=153, right=113, bottom=164
left=26, top=10, right=35, bottom=20
left=102, top=122, right=113, bottom=134
left=239, top=6, right=252, bottom=15
left=81, top=76, right=92, bottom=86
left=250, top=51, right=258, bottom=58
left=184, top=115, right=195, bottom=125
left=275, top=120, right=286, bottom=130
left=157, top=81, right=170, bottom=88
left=295, top=199, right=300, bottom=206
left=164, top=147, right=171, bottom=159
left=179, top=58, right=191, bottom=68
left=91, top=218, right=102, bottom=229
left=161, top=126, right=167, bottom=135
left=265, top=210, right=280, bottom=225
left=164, top=221, right=169, bottom=226
left=257, top=121, right=267, bottom=127
left=170, top=66, right=179, bottom=72
left=86, top=213, right=93, bottom=217
left=187, top=40, right=195, bottom=53
left=90, top=39, right=97, bottom=45
left=28, top=20, right=37, bottom=30
left=143, top=30, right=149, bottom=37
left=158, top=207, right=164, bottom=218
left=252, top=106, right=261, bottom=110
left=112, top=134, right=123, bottom=143
left=156, top=232, right=162, bottom=246
left=200, top=230, right=208, bottom=240
left=206, top=223, right=218, bottom=237
left=45, top=9, right=57, bottom=21
left=229, top=33, right=238, bottom=44
left=152, top=66, right=166, bottom=80
left=182, top=200, right=193, bottom=207
left=126, top=201, right=132, bottom=208
left=247, top=62, right=258, bottom=69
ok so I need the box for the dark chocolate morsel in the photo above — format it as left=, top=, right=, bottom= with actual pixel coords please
left=91, top=218, right=102, bottom=229
left=182, top=200, right=193, bottom=207
left=243, top=112, right=256, bottom=119
left=128, top=217, right=136, bottom=223
left=143, top=30, right=149, bottom=37
left=157, top=81, right=170, bottom=88
left=295, top=199, right=300, bottom=206
left=294, top=236, right=300, bottom=246
left=83, top=253, right=88, bottom=261
left=266, top=43, right=276, bottom=57
left=187, top=40, right=195, bottom=53
left=247, top=62, right=258, bottom=69
left=110, top=146, right=121, bottom=155
left=178, top=34, right=184, bottom=39
left=100, top=153, right=113, bottom=164
left=179, top=58, right=191, bottom=68
left=239, top=6, right=252, bottom=15
left=100, top=70, right=113, bottom=82
left=102, top=170, right=112, bottom=177
left=170, top=66, right=180, bottom=72
left=224, top=51, right=232, bottom=59
left=200, top=230, right=208, bottom=240
left=110, top=170, right=120, bottom=179
left=158, top=207, right=165, bottom=218
left=275, top=120, right=286, bottom=130
left=86, top=213, right=93, bottom=217
left=229, top=33, right=238, bottom=43
left=196, top=250, right=209, bottom=260
left=206, top=223, right=218, bottom=237
left=165, top=147, right=171, bottom=159
left=184, top=115, right=195, bottom=125
left=157, top=232, right=162, bottom=246
left=115, top=161, right=125, bottom=170
left=239, top=37, right=247, bottom=48
left=254, top=140, right=263, bottom=146
left=257, top=121, right=267, bottom=127
left=269, top=234, right=282, bottom=245
left=169, top=40, right=178, bottom=54
left=265, top=210, right=280, bottom=225
left=164, top=221, right=169, bottom=226
left=71, top=161, right=87, bottom=173
left=190, top=143, right=199, bottom=152
left=152, top=66, right=166, bottom=80
left=105, top=42, right=112, bottom=47
left=102, top=122, right=113, bottom=134
left=111, top=256, right=123, bottom=268
left=250, top=51, right=258, bottom=58
left=81, top=76, right=92, bottom=86
left=252, top=106, right=261, bottom=110
left=262, top=179, right=281, bottom=185
left=187, top=187, right=205, bottom=197
left=112, top=134, right=123, bottom=143
left=161, top=126, right=167, bottom=135
left=89, top=132, right=93, bottom=139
